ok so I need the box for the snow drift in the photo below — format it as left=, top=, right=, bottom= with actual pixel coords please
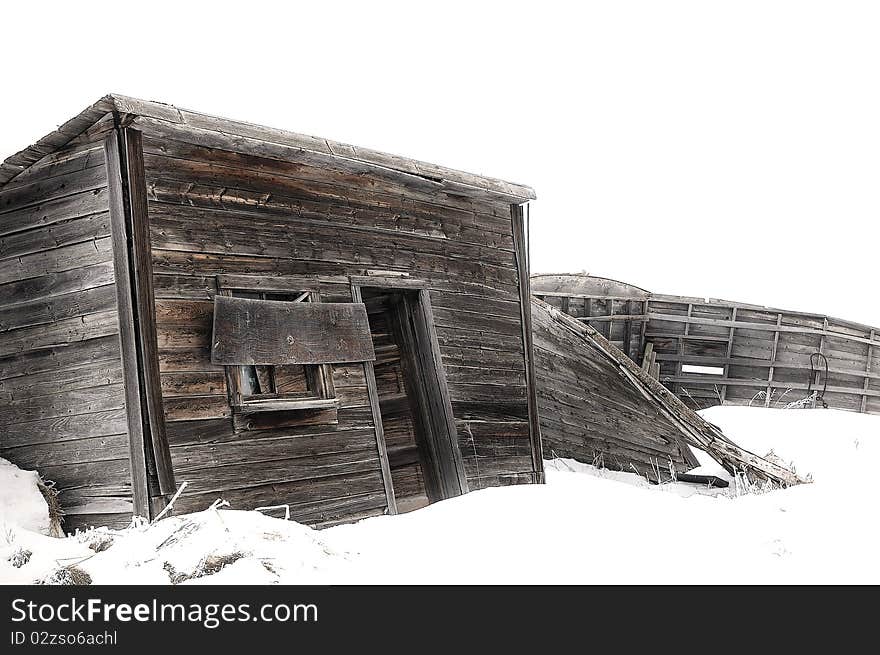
left=1, top=406, right=878, bottom=584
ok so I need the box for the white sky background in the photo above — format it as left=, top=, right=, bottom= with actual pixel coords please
left=2, top=2, right=878, bottom=325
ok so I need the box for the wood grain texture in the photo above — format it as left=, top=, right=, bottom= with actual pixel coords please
left=0, top=96, right=542, bottom=530
left=105, top=128, right=150, bottom=519
left=0, top=124, right=131, bottom=531
left=535, top=273, right=880, bottom=416
left=211, top=296, right=375, bottom=365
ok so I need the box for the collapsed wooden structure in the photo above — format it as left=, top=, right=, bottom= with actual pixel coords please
left=533, top=299, right=802, bottom=486
left=0, top=95, right=543, bottom=531
left=533, top=274, right=880, bottom=416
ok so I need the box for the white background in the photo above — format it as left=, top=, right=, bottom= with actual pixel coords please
left=2, top=1, right=877, bottom=325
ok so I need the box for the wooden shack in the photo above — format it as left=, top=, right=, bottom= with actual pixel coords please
left=0, top=95, right=544, bottom=532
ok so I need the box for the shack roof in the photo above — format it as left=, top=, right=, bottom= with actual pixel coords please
left=0, top=94, right=536, bottom=203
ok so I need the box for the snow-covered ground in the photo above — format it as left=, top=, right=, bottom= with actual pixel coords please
left=2, top=406, right=878, bottom=584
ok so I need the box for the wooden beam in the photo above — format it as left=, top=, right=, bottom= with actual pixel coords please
left=412, top=289, right=469, bottom=496
left=812, top=318, right=828, bottom=408
left=643, top=311, right=877, bottom=347
left=104, top=129, right=150, bottom=519
left=622, top=300, right=634, bottom=360
left=661, top=376, right=880, bottom=397
left=125, top=129, right=175, bottom=498
left=641, top=342, right=654, bottom=374
left=216, top=274, right=339, bottom=293
left=675, top=304, right=692, bottom=395
left=511, top=203, right=544, bottom=484
left=350, top=283, right=397, bottom=515
left=765, top=313, right=782, bottom=407
left=348, top=275, right=428, bottom=290
left=863, top=330, right=875, bottom=413
left=721, top=306, right=736, bottom=404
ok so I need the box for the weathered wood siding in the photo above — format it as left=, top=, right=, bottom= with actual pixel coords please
left=140, top=131, right=537, bottom=524
left=0, top=118, right=132, bottom=531
left=532, top=299, right=697, bottom=478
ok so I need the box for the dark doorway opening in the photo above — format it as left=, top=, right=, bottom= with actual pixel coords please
left=359, top=286, right=467, bottom=512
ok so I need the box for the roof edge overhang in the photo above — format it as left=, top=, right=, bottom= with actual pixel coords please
left=0, top=94, right=536, bottom=204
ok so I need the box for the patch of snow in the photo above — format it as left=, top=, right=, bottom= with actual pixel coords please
left=0, top=458, right=51, bottom=536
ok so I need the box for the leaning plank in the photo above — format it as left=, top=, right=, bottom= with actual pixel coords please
left=105, top=128, right=150, bottom=519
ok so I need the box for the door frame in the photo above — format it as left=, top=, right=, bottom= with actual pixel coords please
left=351, top=277, right=468, bottom=509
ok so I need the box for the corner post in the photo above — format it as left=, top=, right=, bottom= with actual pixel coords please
left=511, top=203, right=545, bottom=484
left=105, top=125, right=175, bottom=520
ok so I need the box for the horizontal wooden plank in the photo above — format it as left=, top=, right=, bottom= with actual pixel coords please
left=0, top=187, right=110, bottom=239
left=0, top=383, right=125, bottom=426
left=170, top=469, right=385, bottom=518
left=133, top=113, right=532, bottom=204
left=157, top=347, right=219, bottom=373
left=170, top=449, right=381, bottom=496
left=164, top=407, right=374, bottom=446
left=0, top=283, right=117, bottom=332
left=0, top=358, right=122, bottom=401
left=0, top=334, right=120, bottom=380
left=163, top=394, right=231, bottom=421
left=0, top=409, right=128, bottom=448
left=148, top=203, right=518, bottom=287
left=0, top=236, right=114, bottom=285
left=0, top=261, right=115, bottom=310
left=0, top=211, right=111, bottom=261
left=160, top=371, right=226, bottom=396
left=0, top=166, right=107, bottom=215
left=1, top=433, right=130, bottom=469
left=169, top=428, right=379, bottom=472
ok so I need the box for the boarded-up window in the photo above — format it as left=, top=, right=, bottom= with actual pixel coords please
left=212, top=288, right=373, bottom=417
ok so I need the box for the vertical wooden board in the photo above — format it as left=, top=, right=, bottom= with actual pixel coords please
left=510, top=203, right=543, bottom=483
left=104, top=128, right=149, bottom=519
left=123, top=128, right=175, bottom=496
left=350, top=284, right=397, bottom=514
left=411, top=290, right=468, bottom=496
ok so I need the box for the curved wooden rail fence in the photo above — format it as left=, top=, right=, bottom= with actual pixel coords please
left=532, top=274, right=880, bottom=415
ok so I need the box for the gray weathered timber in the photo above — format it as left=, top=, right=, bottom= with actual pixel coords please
left=534, top=273, right=880, bottom=416
left=533, top=299, right=698, bottom=478
left=138, top=125, right=540, bottom=519
left=0, top=124, right=131, bottom=533
left=120, top=129, right=175, bottom=497
left=533, top=298, right=803, bottom=487
left=104, top=128, right=151, bottom=519
left=511, top=204, right=544, bottom=484
left=0, top=95, right=588, bottom=530
left=1, top=95, right=535, bottom=203
left=211, top=296, right=375, bottom=365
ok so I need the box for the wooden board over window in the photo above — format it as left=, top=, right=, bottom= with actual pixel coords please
left=212, top=296, right=375, bottom=365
